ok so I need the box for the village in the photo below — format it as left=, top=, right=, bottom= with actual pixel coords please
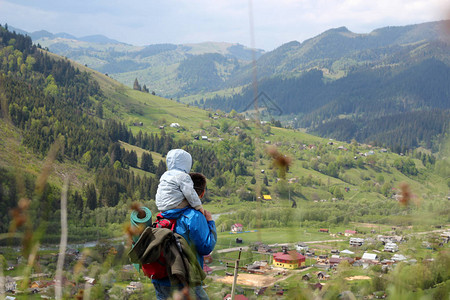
left=1, top=222, right=449, bottom=299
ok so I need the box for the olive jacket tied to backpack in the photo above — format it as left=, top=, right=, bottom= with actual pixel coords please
left=128, top=226, right=206, bottom=286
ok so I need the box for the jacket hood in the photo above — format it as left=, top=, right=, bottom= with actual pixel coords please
left=166, top=149, right=192, bottom=173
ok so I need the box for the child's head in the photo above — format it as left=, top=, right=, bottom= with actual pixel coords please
left=190, top=172, right=206, bottom=198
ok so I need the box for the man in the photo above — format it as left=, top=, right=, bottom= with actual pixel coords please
left=152, top=172, right=217, bottom=300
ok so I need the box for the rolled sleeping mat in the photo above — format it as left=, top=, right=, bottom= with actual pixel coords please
left=130, top=206, right=152, bottom=272
left=130, top=206, right=152, bottom=241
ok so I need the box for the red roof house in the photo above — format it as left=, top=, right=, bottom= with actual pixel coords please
left=273, top=250, right=305, bottom=269
left=231, top=223, right=243, bottom=232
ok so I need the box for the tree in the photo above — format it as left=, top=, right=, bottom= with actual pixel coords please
left=155, top=160, right=166, bottom=179
left=85, top=184, right=97, bottom=210
left=141, top=152, right=155, bottom=172
left=133, top=78, right=141, bottom=91
left=263, top=176, right=269, bottom=186
left=250, top=176, right=256, bottom=184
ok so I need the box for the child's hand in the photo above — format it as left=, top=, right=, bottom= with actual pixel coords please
left=203, top=210, right=213, bottom=221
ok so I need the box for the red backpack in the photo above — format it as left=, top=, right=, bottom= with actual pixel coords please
left=141, top=213, right=177, bottom=279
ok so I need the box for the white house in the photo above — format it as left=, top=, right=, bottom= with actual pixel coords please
left=349, top=238, right=364, bottom=247
left=361, top=253, right=378, bottom=261
left=126, top=282, right=143, bottom=293
left=170, top=123, right=180, bottom=128
left=296, top=242, right=309, bottom=253
left=391, top=254, right=407, bottom=262
left=384, top=243, right=399, bottom=252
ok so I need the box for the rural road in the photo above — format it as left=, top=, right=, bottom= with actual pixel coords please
left=217, top=239, right=345, bottom=254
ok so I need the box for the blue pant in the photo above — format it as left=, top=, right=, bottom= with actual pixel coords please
left=154, top=283, right=209, bottom=300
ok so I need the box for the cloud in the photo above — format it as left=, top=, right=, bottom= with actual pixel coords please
left=0, top=0, right=446, bottom=50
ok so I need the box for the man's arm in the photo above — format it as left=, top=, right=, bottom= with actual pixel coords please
left=189, top=211, right=217, bottom=255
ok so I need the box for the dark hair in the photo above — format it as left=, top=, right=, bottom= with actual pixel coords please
left=189, top=172, right=206, bottom=196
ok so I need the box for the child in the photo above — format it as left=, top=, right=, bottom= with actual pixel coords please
left=155, top=149, right=204, bottom=213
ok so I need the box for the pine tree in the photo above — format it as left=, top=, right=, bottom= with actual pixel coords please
left=133, top=78, right=141, bottom=91
left=86, top=184, right=97, bottom=210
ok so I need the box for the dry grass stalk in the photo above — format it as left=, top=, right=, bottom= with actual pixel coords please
left=55, top=178, right=69, bottom=300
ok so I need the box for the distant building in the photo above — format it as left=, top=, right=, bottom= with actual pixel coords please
left=296, top=242, right=308, bottom=253
left=319, top=228, right=329, bottom=233
left=349, top=238, right=364, bottom=247
left=262, top=195, right=272, bottom=200
left=126, top=282, right=143, bottom=293
left=361, top=252, right=378, bottom=263
left=231, top=223, right=243, bottom=232
left=345, top=230, right=357, bottom=237
left=170, top=123, right=180, bottom=128
left=273, top=250, right=305, bottom=269
left=383, top=243, right=399, bottom=252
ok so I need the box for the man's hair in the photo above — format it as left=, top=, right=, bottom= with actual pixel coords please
left=189, top=172, right=206, bottom=196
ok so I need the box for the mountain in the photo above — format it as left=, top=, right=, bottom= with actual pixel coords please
left=202, top=21, right=450, bottom=152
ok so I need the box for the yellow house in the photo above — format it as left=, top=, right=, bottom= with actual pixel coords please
left=262, top=195, right=272, bottom=200
left=273, top=250, right=305, bottom=269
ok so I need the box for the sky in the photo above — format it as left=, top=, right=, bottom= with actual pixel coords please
left=0, top=0, right=448, bottom=51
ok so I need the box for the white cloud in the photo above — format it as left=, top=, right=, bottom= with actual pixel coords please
left=0, top=0, right=447, bottom=50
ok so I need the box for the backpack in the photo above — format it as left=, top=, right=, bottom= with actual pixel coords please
left=128, top=213, right=206, bottom=286
left=141, top=213, right=176, bottom=279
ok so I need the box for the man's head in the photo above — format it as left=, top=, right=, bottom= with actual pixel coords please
left=190, top=172, right=206, bottom=198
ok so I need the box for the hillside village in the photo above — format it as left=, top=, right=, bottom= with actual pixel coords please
left=1, top=223, right=449, bottom=299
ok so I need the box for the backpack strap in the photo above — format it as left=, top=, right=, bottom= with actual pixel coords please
left=153, top=212, right=177, bottom=231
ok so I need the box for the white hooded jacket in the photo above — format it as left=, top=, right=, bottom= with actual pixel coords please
left=155, top=149, right=203, bottom=211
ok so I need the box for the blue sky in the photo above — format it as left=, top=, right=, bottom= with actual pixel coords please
left=0, top=0, right=448, bottom=50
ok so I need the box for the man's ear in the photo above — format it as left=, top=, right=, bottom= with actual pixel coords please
left=200, top=190, right=205, bottom=199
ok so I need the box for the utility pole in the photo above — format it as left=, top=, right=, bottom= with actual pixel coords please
left=231, top=248, right=242, bottom=300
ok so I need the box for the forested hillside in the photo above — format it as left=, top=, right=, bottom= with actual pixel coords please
left=204, top=54, right=450, bottom=152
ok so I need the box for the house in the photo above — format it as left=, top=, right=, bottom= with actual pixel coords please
left=231, top=223, right=243, bottom=232
left=170, top=123, right=180, bottom=128
left=30, top=280, right=47, bottom=289
left=344, top=230, right=357, bottom=237
left=273, top=250, right=305, bottom=269
left=391, top=254, right=407, bottom=262
left=247, top=261, right=268, bottom=274
left=133, top=122, right=143, bottom=126
left=316, top=255, right=328, bottom=264
left=377, top=235, right=403, bottom=244
left=319, top=228, right=329, bottom=233
left=329, top=256, right=341, bottom=266
left=302, top=273, right=311, bottom=281
left=384, top=243, right=399, bottom=252
left=258, top=244, right=272, bottom=253
left=224, top=294, right=248, bottom=300
left=317, top=271, right=330, bottom=280
left=201, top=136, right=208, bottom=140
left=361, top=253, right=378, bottom=263
left=126, top=282, right=143, bottom=293
left=349, top=238, right=364, bottom=247
left=296, top=242, right=308, bottom=253
left=4, top=276, right=17, bottom=292
left=262, top=194, right=272, bottom=200
left=159, top=125, right=164, bottom=129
